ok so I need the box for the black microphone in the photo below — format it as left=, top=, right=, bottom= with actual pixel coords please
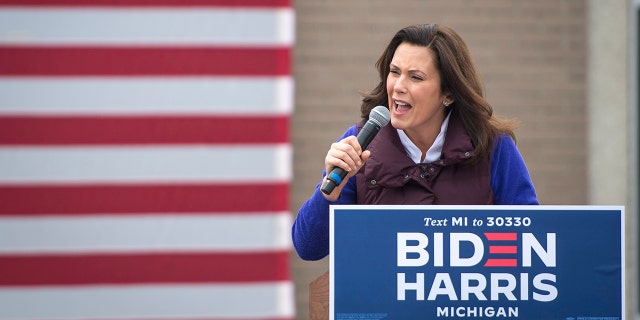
left=320, top=105, right=391, bottom=195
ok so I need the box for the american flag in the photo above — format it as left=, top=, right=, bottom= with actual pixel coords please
left=0, top=1, right=294, bottom=319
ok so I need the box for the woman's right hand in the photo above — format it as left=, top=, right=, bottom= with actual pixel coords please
left=321, top=135, right=371, bottom=201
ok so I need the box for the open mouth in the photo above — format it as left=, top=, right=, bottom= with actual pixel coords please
left=393, top=99, right=412, bottom=114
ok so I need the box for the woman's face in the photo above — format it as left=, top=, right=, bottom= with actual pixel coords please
left=386, top=42, right=450, bottom=136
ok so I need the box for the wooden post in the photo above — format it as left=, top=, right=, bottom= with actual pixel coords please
left=309, top=271, right=329, bottom=320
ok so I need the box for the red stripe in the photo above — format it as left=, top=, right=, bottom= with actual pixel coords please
left=0, top=116, right=288, bottom=145
left=0, top=47, right=290, bottom=76
left=4, top=318, right=293, bottom=320
left=0, top=251, right=289, bottom=285
left=489, top=246, right=517, bottom=254
left=484, top=232, right=517, bottom=241
left=1, top=318, right=294, bottom=320
left=0, top=0, right=291, bottom=7
left=484, top=259, right=517, bottom=267
left=0, top=183, right=289, bottom=215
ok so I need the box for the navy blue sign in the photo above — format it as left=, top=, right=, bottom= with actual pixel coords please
left=329, top=205, right=624, bottom=320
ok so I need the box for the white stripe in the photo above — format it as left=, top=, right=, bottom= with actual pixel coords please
left=0, top=77, right=293, bottom=115
left=0, top=145, right=291, bottom=184
left=0, top=213, right=291, bottom=254
left=0, top=8, right=295, bottom=46
left=0, top=282, right=294, bottom=319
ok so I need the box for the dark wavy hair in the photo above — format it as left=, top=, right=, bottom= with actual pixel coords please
left=361, top=24, right=518, bottom=161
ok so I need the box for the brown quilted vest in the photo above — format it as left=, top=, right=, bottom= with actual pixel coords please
left=355, top=111, right=494, bottom=205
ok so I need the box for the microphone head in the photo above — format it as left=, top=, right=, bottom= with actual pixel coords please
left=369, top=105, right=391, bottom=127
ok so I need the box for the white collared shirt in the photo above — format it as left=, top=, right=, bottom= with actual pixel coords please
left=397, top=112, right=451, bottom=164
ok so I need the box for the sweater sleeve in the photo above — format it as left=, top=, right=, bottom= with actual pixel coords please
left=490, top=134, right=540, bottom=205
left=291, top=126, right=359, bottom=261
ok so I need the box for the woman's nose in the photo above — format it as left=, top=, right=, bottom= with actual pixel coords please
left=393, top=76, right=407, bottom=93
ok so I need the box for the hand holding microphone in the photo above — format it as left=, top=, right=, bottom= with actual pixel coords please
left=320, top=106, right=391, bottom=197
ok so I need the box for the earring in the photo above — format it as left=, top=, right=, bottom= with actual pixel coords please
left=443, top=101, right=450, bottom=107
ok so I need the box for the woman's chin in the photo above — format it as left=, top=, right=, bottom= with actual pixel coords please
left=390, top=118, right=406, bottom=130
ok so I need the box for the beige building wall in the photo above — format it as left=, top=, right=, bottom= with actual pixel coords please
left=290, top=0, right=635, bottom=318
left=587, top=1, right=636, bottom=319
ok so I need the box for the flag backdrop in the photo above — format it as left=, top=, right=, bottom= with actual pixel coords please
left=0, top=1, right=294, bottom=319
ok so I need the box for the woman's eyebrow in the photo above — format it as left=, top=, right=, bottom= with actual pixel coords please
left=390, top=63, right=427, bottom=75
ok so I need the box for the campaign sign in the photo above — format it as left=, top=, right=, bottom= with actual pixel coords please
left=329, top=205, right=624, bottom=320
